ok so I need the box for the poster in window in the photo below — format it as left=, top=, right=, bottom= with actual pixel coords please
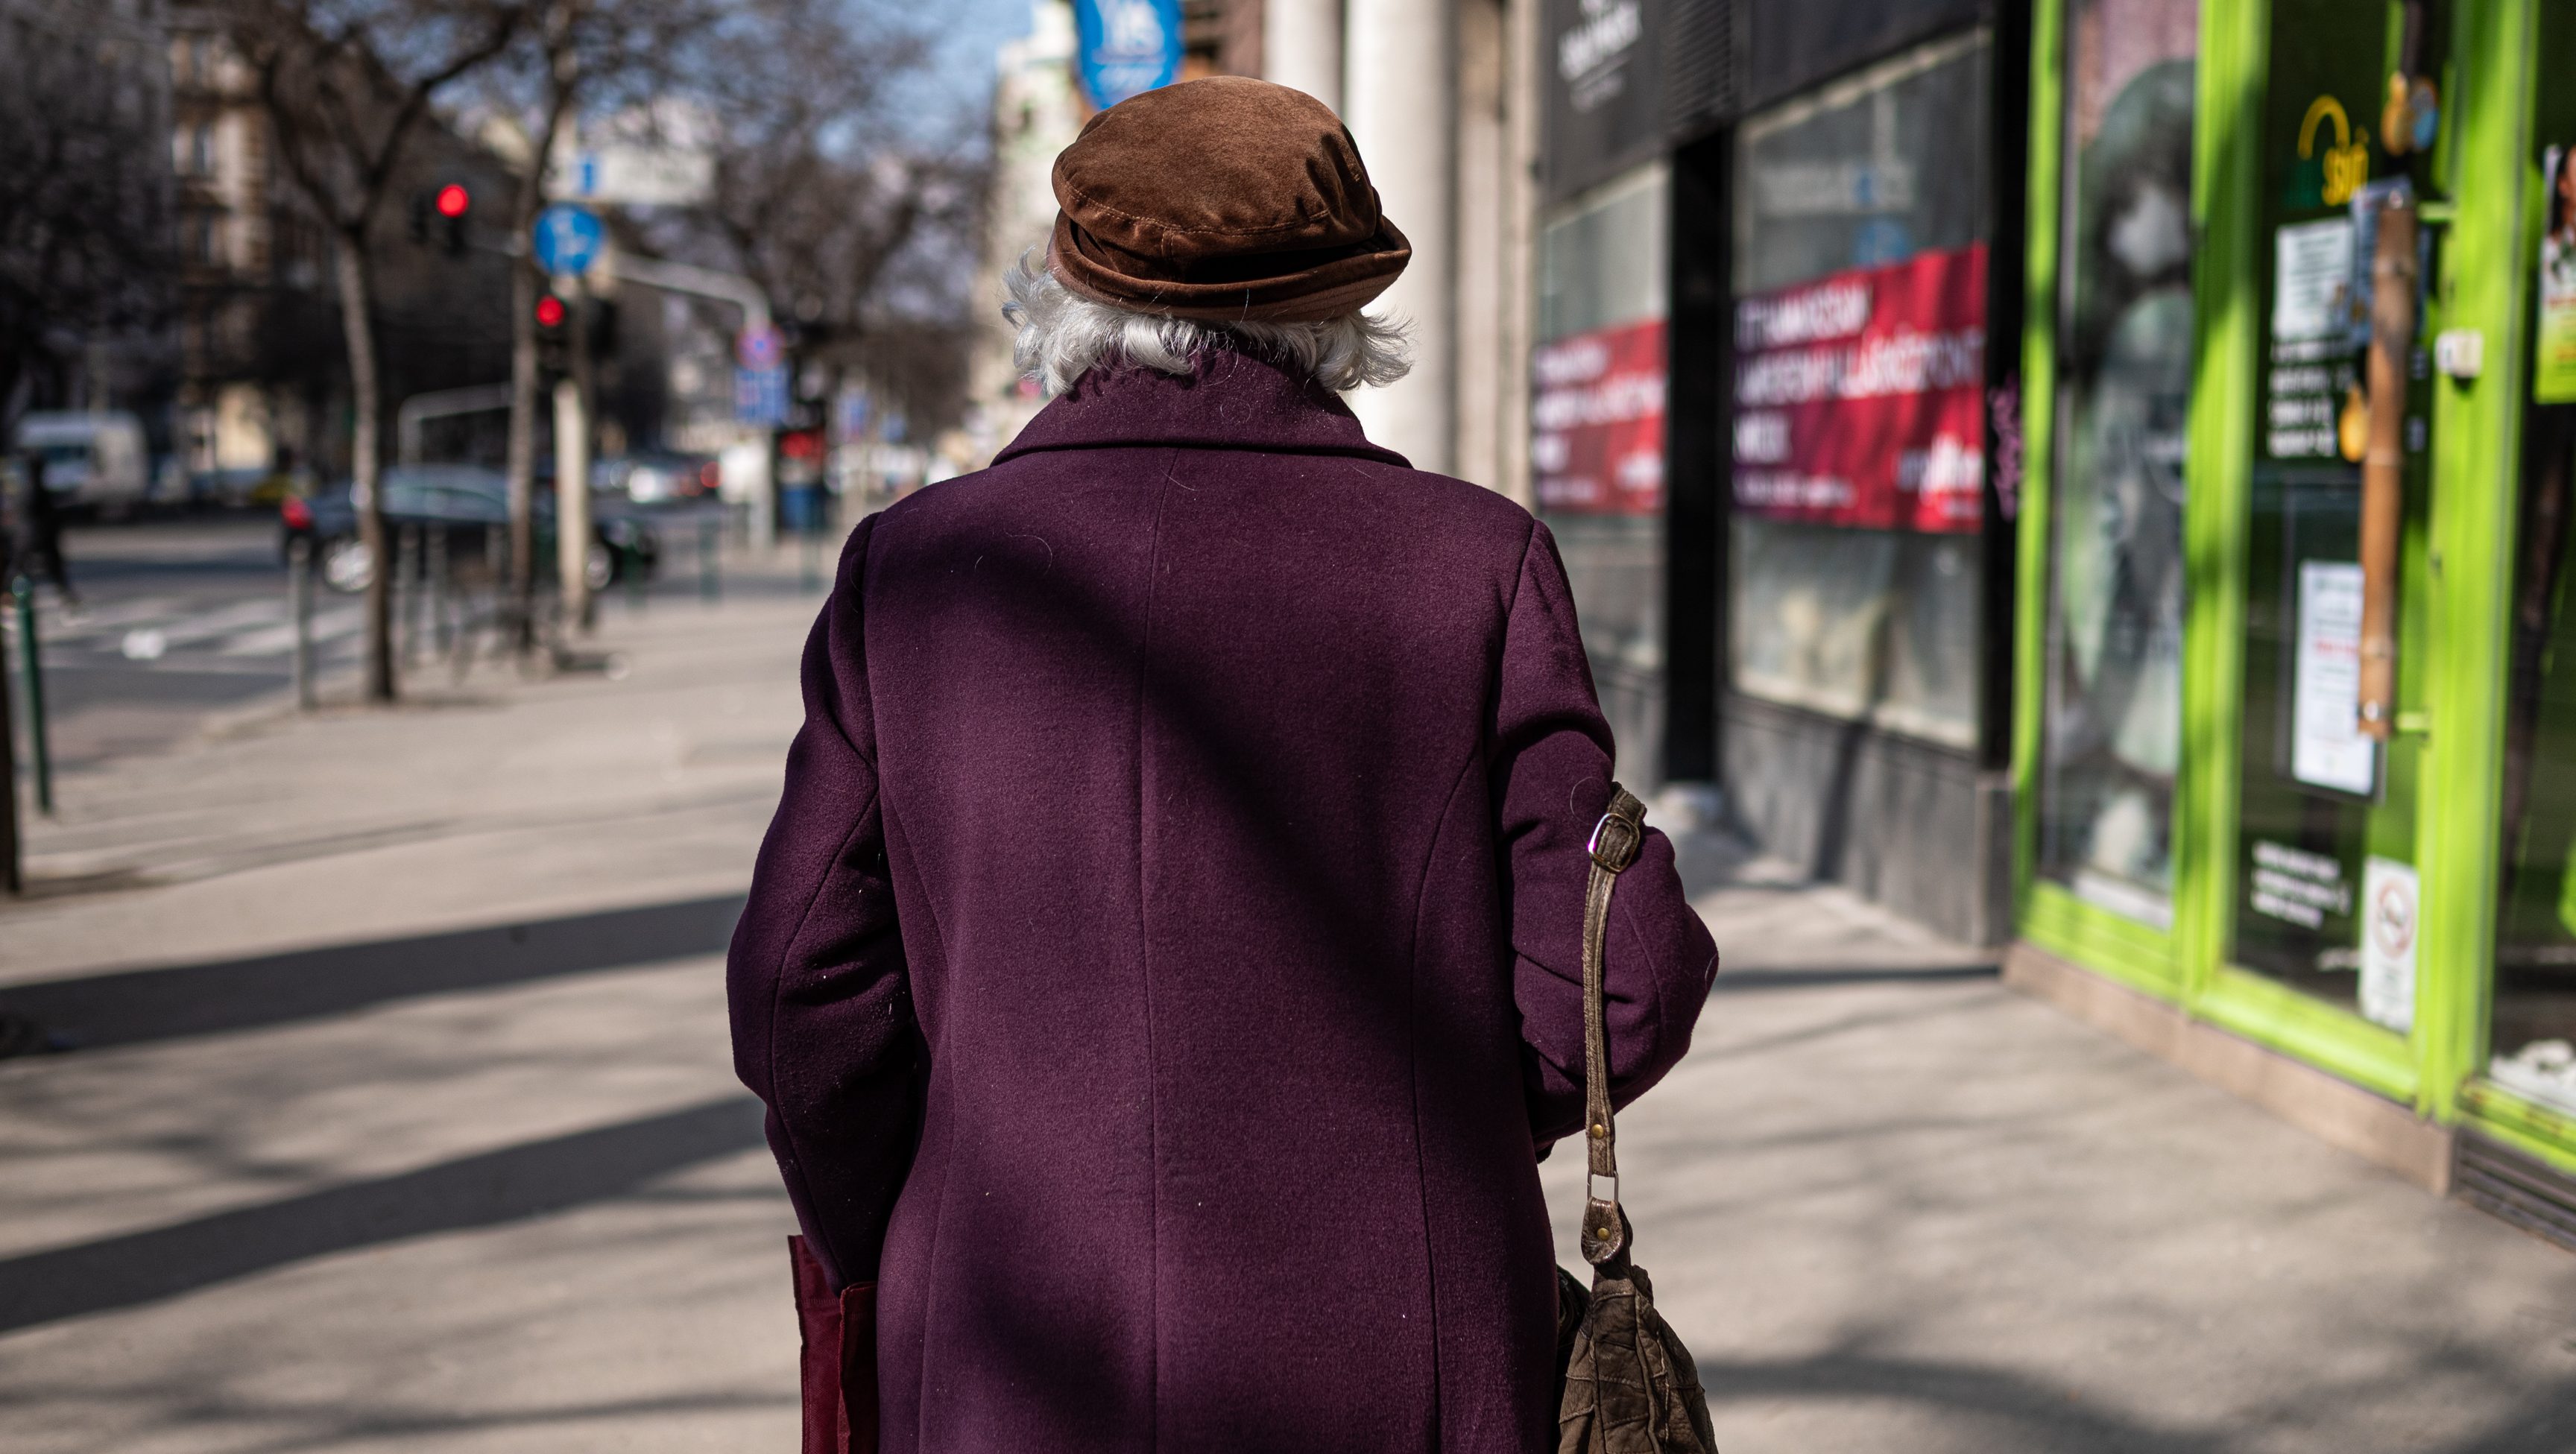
left=2538, top=145, right=2576, bottom=403
left=1730, top=243, right=1987, bottom=533
left=1532, top=317, right=1666, bottom=515
left=2291, top=559, right=2376, bottom=795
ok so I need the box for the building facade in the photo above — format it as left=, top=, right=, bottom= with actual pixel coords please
left=1530, top=0, right=2030, bottom=943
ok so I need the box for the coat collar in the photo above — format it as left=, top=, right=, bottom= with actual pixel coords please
left=991, top=348, right=1412, bottom=467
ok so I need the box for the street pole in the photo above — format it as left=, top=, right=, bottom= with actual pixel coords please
left=0, top=568, right=18, bottom=896
left=0, top=509, right=18, bottom=891
left=554, top=377, right=592, bottom=634
left=288, top=536, right=316, bottom=710
left=571, top=288, right=602, bottom=632
left=11, top=575, right=51, bottom=815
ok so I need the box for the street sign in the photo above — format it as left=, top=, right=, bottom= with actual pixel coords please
left=555, top=145, right=714, bottom=208
left=1073, top=0, right=1182, bottom=109
left=736, top=366, right=789, bottom=427
left=547, top=102, right=718, bottom=208
left=736, top=323, right=784, bottom=371
left=532, top=204, right=605, bottom=277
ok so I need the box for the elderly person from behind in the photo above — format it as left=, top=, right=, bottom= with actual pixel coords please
left=728, top=77, right=1717, bottom=1454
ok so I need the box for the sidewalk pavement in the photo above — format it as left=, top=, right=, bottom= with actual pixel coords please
left=3, top=551, right=2573, bottom=1453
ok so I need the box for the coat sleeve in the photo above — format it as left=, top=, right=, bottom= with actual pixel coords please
left=728, top=513, right=918, bottom=1291
left=1493, top=520, right=1720, bottom=1151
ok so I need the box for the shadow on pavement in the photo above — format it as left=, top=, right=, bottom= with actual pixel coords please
left=0, top=1095, right=765, bottom=1335
left=0, top=894, right=745, bottom=1052
left=1710, top=964, right=2001, bottom=993
left=1703, top=1353, right=2225, bottom=1452
left=1701, top=1351, right=2576, bottom=1454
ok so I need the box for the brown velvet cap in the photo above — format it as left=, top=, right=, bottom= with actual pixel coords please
left=1049, top=76, right=1410, bottom=323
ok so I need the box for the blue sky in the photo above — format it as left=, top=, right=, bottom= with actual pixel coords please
left=910, top=0, right=1041, bottom=148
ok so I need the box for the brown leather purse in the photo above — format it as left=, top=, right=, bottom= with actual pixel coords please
left=1555, top=786, right=1718, bottom=1453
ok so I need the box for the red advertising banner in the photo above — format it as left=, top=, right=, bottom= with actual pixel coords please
left=1532, top=317, right=1666, bottom=516
left=1731, top=244, right=1988, bottom=533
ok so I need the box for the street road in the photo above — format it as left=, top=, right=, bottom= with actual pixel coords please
left=10, top=516, right=361, bottom=770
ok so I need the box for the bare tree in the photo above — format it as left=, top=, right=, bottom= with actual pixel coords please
left=0, top=0, right=171, bottom=421
left=647, top=0, right=984, bottom=437
left=215, top=0, right=523, bottom=701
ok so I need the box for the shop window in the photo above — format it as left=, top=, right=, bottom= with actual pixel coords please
left=1535, top=165, right=1670, bottom=780
left=2492, top=1, right=2576, bottom=1115
left=2033, top=0, right=2197, bottom=925
left=1728, top=32, right=1991, bottom=750
left=2228, top=0, right=2449, bottom=1028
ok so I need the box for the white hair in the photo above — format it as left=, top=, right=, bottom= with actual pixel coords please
left=1004, top=253, right=1412, bottom=396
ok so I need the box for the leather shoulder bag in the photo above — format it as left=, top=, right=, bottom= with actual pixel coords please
left=1555, top=785, right=1718, bottom=1453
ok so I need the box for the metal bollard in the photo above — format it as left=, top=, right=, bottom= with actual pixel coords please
left=428, top=525, right=450, bottom=657
left=398, top=525, right=423, bottom=666
left=698, top=513, right=721, bottom=604
left=288, top=537, right=316, bottom=710
left=0, top=574, right=18, bottom=895
left=10, top=575, right=51, bottom=815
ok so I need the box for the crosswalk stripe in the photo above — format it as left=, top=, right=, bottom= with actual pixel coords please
left=218, top=609, right=364, bottom=657
left=144, top=600, right=288, bottom=648
left=31, top=597, right=186, bottom=636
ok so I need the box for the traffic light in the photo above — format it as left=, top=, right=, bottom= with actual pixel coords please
left=407, top=183, right=471, bottom=255
left=536, top=291, right=569, bottom=370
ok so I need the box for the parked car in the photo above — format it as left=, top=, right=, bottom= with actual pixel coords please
left=14, top=411, right=151, bottom=516
left=280, top=464, right=660, bottom=595
left=595, top=451, right=719, bottom=505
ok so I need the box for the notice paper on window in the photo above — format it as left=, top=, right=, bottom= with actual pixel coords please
left=2359, top=856, right=2418, bottom=1033
left=2272, top=218, right=2355, bottom=343
left=2291, top=560, right=2376, bottom=795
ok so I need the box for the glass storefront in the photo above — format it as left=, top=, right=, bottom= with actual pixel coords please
left=1729, top=32, right=1992, bottom=750
left=2226, top=0, right=2451, bottom=1031
left=2018, top=0, right=2576, bottom=1197
left=2490, top=0, right=2576, bottom=1117
left=1535, top=166, right=1670, bottom=781
left=2033, top=0, right=2197, bottom=928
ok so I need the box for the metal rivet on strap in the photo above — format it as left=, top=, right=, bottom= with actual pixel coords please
left=1590, top=1122, right=1607, bottom=1139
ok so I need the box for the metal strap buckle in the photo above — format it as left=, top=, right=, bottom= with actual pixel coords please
left=1588, top=809, right=1639, bottom=870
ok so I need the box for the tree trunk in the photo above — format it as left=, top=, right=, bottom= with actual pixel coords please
left=334, top=230, right=395, bottom=703
left=566, top=288, right=599, bottom=633
left=506, top=251, right=541, bottom=651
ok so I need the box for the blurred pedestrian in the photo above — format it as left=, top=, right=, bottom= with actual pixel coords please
left=730, top=77, right=1717, bottom=1454
left=11, top=450, right=78, bottom=610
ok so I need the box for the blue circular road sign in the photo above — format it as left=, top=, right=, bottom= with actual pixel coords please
left=533, top=204, right=606, bottom=277
left=1074, top=0, right=1182, bottom=109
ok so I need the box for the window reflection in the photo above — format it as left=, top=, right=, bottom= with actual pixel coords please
left=2035, top=0, right=2197, bottom=925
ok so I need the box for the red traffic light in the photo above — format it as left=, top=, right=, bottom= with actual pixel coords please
left=534, top=294, right=566, bottom=328
left=434, top=183, right=470, bottom=219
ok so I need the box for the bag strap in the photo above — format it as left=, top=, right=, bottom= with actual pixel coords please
left=1577, top=783, right=1647, bottom=1267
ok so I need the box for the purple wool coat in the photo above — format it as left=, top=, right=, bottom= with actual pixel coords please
left=728, top=350, right=1719, bottom=1454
